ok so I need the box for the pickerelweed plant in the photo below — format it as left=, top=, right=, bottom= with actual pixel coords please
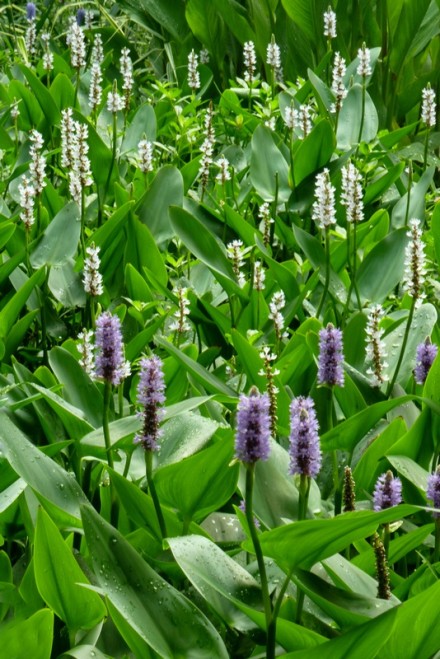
left=2, top=1, right=440, bottom=656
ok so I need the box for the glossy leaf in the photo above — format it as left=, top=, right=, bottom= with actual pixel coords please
left=34, top=508, right=106, bottom=631
left=155, top=437, right=238, bottom=522
left=81, top=505, right=229, bottom=658
left=0, top=413, right=88, bottom=526
left=250, top=125, right=290, bottom=202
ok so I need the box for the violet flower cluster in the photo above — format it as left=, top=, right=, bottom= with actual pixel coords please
left=95, top=312, right=127, bottom=386
left=427, top=467, right=440, bottom=517
left=134, top=355, right=166, bottom=451
left=414, top=339, right=437, bottom=385
left=373, top=471, right=402, bottom=511
left=318, top=323, right=344, bottom=387
left=234, top=389, right=271, bottom=464
left=289, top=396, right=321, bottom=478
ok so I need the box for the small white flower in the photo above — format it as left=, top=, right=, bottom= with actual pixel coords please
left=138, top=139, right=154, bottom=174
left=188, top=49, right=200, bottom=91
left=293, top=103, right=313, bottom=138
left=341, top=162, right=364, bottom=223
left=365, top=304, right=388, bottom=387
left=227, top=239, right=246, bottom=287
left=83, top=243, right=103, bottom=297
left=61, top=108, right=75, bottom=169
left=253, top=261, right=266, bottom=291
left=215, top=156, right=231, bottom=184
left=357, top=43, right=371, bottom=78
left=120, top=47, right=133, bottom=110
left=323, top=7, right=337, bottom=39
left=69, top=22, right=86, bottom=70
left=312, top=168, right=336, bottom=229
left=18, top=175, right=35, bottom=230
left=107, top=88, right=125, bottom=113
left=89, top=62, right=103, bottom=110
left=331, top=52, right=347, bottom=113
left=200, top=48, right=210, bottom=64
left=403, top=219, right=426, bottom=306
left=42, top=51, right=54, bottom=71
left=269, top=290, right=288, bottom=342
left=91, top=34, right=104, bottom=66
left=78, top=329, right=95, bottom=378
left=284, top=104, right=295, bottom=130
left=243, top=41, right=257, bottom=84
left=258, top=202, right=274, bottom=247
left=170, top=287, right=191, bottom=334
left=29, top=129, right=46, bottom=195
left=421, top=85, right=436, bottom=128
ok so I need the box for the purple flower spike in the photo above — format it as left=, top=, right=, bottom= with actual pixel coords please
left=134, top=355, right=166, bottom=451
left=26, top=2, right=36, bottom=20
left=289, top=396, right=321, bottom=478
left=373, top=471, right=402, bottom=511
left=427, top=467, right=440, bottom=517
left=415, top=339, right=438, bottom=385
left=95, top=312, right=126, bottom=386
left=234, top=388, right=271, bottom=464
left=318, top=323, right=344, bottom=387
left=76, top=8, right=86, bottom=25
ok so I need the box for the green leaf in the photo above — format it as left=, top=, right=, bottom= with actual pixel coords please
left=155, top=437, right=238, bottom=522
left=34, top=508, right=106, bottom=631
left=211, top=0, right=255, bottom=43
left=250, top=125, right=290, bottom=202
left=167, top=534, right=262, bottom=629
left=121, top=103, right=156, bottom=154
left=117, top=0, right=187, bottom=41
left=294, top=120, right=335, bottom=186
left=356, top=227, right=408, bottom=304
left=336, top=85, right=378, bottom=149
left=389, top=0, right=431, bottom=75
left=353, top=418, right=407, bottom=494
left=245, top=505, right=420, bottom=572
left=47, top=259, right=86, bottom=308
left=292, top=569, right=395, bottom=628
left=391, top=166, right=434, bottom=228
left=186, top=0, right=223, bottom=63
left=0, top=413, right=88, bottom=526
left=0, top=268, right=45, bottom=339
left=384, top=304, right=437, bottom=386
left=110, top=469, right=201, bottom=544
left=30, top=384, right=95, bottom=439
left=30, top=202, right=81, bottom=268
left=169, top=206, right=238, bottom=286
left=156, top=338, right=236, bottom=398
left=0, top=609, right=53, bottom=659
left=293, top=225, right=346, bottom=302
left=364, top=162, right=406, bottom=205
left=158, top=411, right=220, bottom=467
left=137, top=165, right=184, bottom=243
left=81, top=505, right=228, bottom=658
left=321, top=396, right=414, bottom=451
left=49, top=347, right=103, bottom=429
left=18, top=63, right=60, bottom=125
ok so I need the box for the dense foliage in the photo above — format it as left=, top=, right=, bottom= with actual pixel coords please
left=1, top=0, right=440, bottom=657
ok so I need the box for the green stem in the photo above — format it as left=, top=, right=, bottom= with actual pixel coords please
left=356, top=81, right=366, bottom=150
left=245, top=465, right=274, bottom=658
left=294, top=475, right=311, bottom=624
left=435, top=518, right=440, bottom=563
left=352, top=222, right=362, bottom=310
left=101, top=112, right=117, bottom=216
left=383, top=522, right=390, bottom=558
left=386, top=300, right=416, bottom=397
left=145, top=451, right=167, bottom=540
left=424, top=128, right=430, bottom=171
left=317, top=227, right=330, bottom=319
left=103, top=381, right=114, bottom=469
left=80, top=187, right=86, bottom=259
